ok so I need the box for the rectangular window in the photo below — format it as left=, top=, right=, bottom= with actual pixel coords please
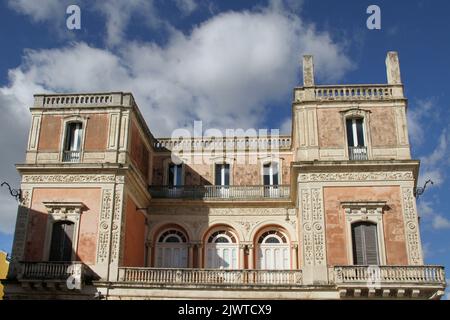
left=215, top=164, right=230, bottom=186
left=263, top=162, right=279, bottom=185
left=65, top=122, right=82, bottom=151
left=346, top=118, right=365, bottom=147
left=168, top=164, right=182, bottom=186
left=352, top=222, right=379, bottom=265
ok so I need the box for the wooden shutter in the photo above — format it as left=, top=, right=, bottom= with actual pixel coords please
left=355, top=119, right=365, bottom=147
left=215, top=164, right=221, bottom=185
left=364, top=223, right=379, bottom=265
left=352, top=223, right=365, bottom=265
left=352, top=222, right=379, bottom=265
left=49, top=221, right=74, bottom=262
left=346, top=119, right=354, bottom=147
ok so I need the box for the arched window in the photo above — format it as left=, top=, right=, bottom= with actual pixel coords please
left=351, top=222, right=379, bottom=265
left=49, top=221, right=75, bottom=262
left=155, top=229, right=188, bottom=268
left=63, top=122, right=83, bottom=162
left=206, top=230, right=238, bottom=269
left=257, top=230, right=290, bottom=270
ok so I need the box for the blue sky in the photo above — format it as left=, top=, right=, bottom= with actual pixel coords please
left=0, top=0, right=449, bottom=297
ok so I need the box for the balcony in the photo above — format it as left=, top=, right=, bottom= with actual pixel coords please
left=62, top=151, right=81, bottom=163
left=118, top=268, right=303, bottom=287
left=17, top=261, right=85, bottom=290
left=148, top=185, right=290, bottom=200
left=348, top=146, right=368, bottom=160
left=332, top=265, right=446, bottom=298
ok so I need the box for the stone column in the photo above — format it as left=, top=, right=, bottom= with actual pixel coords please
left=248, top=245, right=254, bottom=269
left=188, top=244, right=194, bottom=268
left=298, top=185, right=328, bottom=284
left=386, top=51, right=402, bottom=84
left=145, top=241, right=153, bottom=267
left=239, top=244, right=246, bottom=269
left=8, top=189, right=31, bottom=278
left=197, top=244, right=203, bottom=268
left=302, top=55, right=315, bottom=87
left=291, top=243, right=299, bottom=269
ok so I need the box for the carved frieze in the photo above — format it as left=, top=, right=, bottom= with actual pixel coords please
left=23, top=174, right=116, bottom=184
left=402, top=187, right=423, bottom=265
left=299, top=171, right=414, bottom=183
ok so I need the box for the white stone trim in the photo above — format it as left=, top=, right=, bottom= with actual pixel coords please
left=59, top=115, right=88, bottom=163
left=42, top=202, right=86, bottom=261
left=342, top=201, right=387, bottom=265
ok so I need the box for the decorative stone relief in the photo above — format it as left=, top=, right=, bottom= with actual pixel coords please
left=298, top=171, right=413, bottom=183
left=23, top=174, right=116, bottom=184
left=299, top=187, right=326, bottom=266
left=10, top=189, right=31, bottom=265
left=96, top=189, right=113, bottom=264
left=110, top=184, right=125, bottom=264
left=402, top=187, right=423, bottom=265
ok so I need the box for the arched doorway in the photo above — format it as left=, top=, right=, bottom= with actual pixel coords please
left=155, top=229, right=188, bottom=268
left=257, top=230, right=290, bottom=270
left=205, top=230, right=239, bottom=269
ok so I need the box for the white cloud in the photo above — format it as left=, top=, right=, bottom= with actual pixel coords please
left=407, top=98, right=433, bottom=147
left=0, top=4, right=353, bottom=235
left=8, top=0, right=68, bottom=23
left=432, top=215, right=450, bottom=230
left=175, top=0, right=198, bottom=16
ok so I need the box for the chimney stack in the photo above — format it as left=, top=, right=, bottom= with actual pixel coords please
left=386, top=51, right=402, bottom=84
left=303, top=55, right=315, bottom=87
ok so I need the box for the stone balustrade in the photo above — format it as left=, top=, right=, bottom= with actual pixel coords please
left=333, top=265, right=445, bottom=285
left=118, top=268, right=303, bottom=286
left=295, top=84, right=405, bottom=102
left=153, top=136, right=292, bottom=151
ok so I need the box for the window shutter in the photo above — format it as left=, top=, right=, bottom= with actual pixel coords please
left=356, top=119, right=365, bottom=147
left=263, top=163, right=270, bottom=185
left=168, top=164, right=174, bottom=186
left=49, top=221, right=74, bottom=262
left=224, top=164, right=230, bottom=186
left=346, top=119, right=354, bottom=147
left=352, top=223, right=365, bottom=265
left=364, top=223, right=379, bottom=265
left=352, top=222, right=379, bottom=265
left=215, top=164, right=221, bottom=185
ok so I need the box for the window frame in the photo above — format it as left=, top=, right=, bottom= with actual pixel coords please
left=42, top=202, right=85, bottom=262
left=342, top=201, right=387, bottom=265
left=163, top=159, right=185, bottom=186
left=341, top=108, right=372, bottom=160
left=260, top=158, right=283, bottom=186
left=59, top=116, right=87, bottom=163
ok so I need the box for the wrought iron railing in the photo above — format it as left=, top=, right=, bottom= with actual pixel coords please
left=62, top=151, right=81, bottom=163
left=148, top=185, right=290, bottom=200
left=118, top=268, right=302, bottom=286
left=19, top=261, right=85, bottom=281
left=348, top=146, right=368, bottom=160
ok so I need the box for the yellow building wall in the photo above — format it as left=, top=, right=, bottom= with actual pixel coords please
left=0, top=251, right=9, bottom=300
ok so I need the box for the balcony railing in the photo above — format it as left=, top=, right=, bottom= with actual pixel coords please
left=62, top=150, right=81, bottom=163
left=118, top=268, right=302, bottom=286
left=18, top=261, right=85, bottom=281
left=314, top=85, right=394, bottom=101
left=148, top=185, right=290, bottom=200
left=333, top=265, right=446, bottom=285
left=348, top=146, right=368, bottom=160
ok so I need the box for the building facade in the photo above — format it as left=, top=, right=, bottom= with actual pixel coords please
left=2, top=52, right=446, bottom=299
left=0, top=251, right=9, bottom=299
